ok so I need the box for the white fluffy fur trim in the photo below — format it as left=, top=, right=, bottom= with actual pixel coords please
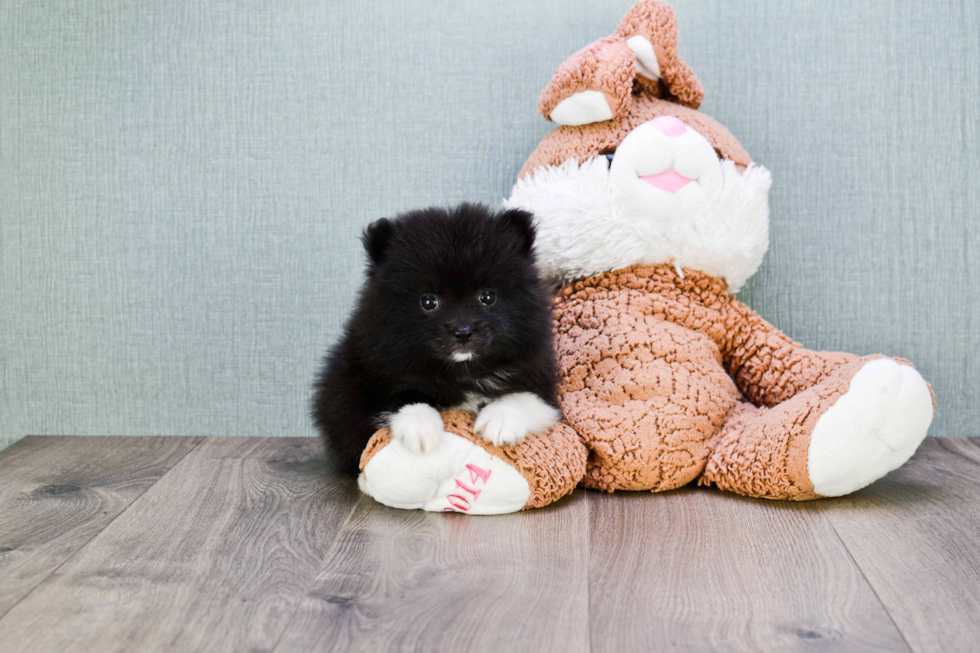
left=505, top=157, right=772, bottom=293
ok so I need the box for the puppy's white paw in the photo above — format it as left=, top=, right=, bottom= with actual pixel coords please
left=390, top=404, right=445, bottom=455
left=474, top=392, right=560, bottom=447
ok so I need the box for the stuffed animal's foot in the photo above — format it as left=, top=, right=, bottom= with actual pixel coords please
left=358, top=410, right=587, bottom=514
left=358, top=431, right=532, bottom=514
left=807, top=358, right=933, bottom=497
left=704, top=356, right=933, bottom=500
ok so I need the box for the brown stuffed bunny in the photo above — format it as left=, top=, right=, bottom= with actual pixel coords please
left=356, top=1, right=934, bottom=514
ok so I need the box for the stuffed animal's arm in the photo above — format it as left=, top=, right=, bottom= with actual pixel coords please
left=720, top=298, right=857, bottom=407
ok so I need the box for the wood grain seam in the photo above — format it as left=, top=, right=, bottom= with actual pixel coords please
left=821, top=510, right=916, bottom=653
left=585, top=490, right=594, bottom=653
left=935, top=437, right=980, bottom=465
left=268, top=493, right=365, bottom=653
left=0, top=436, right=207, bottom=622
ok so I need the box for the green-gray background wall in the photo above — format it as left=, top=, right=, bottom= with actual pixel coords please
left=2, top=0, right=978, bottom=452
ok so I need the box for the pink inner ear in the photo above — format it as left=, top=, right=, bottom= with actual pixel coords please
left=639, top=170, right=692, bottom=193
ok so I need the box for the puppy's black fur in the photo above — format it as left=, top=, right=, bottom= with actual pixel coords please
left=311, top=203, right=558, bottom=472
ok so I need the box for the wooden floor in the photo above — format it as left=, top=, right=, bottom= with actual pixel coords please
left=0, top=437, right=978, bottom=653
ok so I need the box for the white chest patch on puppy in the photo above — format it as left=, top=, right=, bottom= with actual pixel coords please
left=389, top=403, right=445, bottom=455
left=475, top=371, right=511, bottom=394
left=452, top=392, right=491, bottom=414
left=474, top=392, right=560, bottom=446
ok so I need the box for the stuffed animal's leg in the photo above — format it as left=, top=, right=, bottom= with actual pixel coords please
left=702, top=356, right=933, bottom=500
left=357, top=410, right=586, bottom=514
left=722, top=297, right=859, bottom=407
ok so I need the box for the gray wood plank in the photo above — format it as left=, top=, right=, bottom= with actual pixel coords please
left=820, top=438, right=980, bottom=653
left=273, top=490, right=590, bottom=653
left=588, top=486, right=910, bottom=653
left=0, top=437, right=360, bottom=653
left=0, top=436, right=202, bottom=617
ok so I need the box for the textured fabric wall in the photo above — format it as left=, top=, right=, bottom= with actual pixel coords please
left=1, top=0, right=977, bottom=451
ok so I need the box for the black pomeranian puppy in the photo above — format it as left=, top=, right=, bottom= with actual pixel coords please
left=311, top=203, right=560, bottom=473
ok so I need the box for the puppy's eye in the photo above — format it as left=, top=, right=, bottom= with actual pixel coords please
left=479, top=290, right=496, bottom=306
left=420, top=294, right=440, bottom=312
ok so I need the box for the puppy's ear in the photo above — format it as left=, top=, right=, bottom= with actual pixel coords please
left=500, top=208, right=536, bottom=258
left=362, top=217, right=396, bottom=267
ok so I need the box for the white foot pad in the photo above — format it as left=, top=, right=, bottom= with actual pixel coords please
left=808, top=359, right=933, bottom=497
left=359, top=433, right=531, bottom=514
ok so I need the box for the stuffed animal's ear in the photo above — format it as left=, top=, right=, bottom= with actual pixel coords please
left=538, top=36, right=636, bottom=127
left=362, top=217, right=396, bottom=266
left=500, top=208, right=536, bottom=258
left=614, top=1, right=703, bottom=109
left=538, top=1, right=703, bottom=127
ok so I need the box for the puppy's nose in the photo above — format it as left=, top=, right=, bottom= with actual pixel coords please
left=452, top=325, right=473, bottom=343
left=651, top=115, right=687, bottom=137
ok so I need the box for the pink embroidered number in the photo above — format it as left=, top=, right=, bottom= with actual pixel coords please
left=454, top=478, right=481, bottom=500
left=443, top=464, right=493, bottom=512
left=467, top=464, right=492, bottom=485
